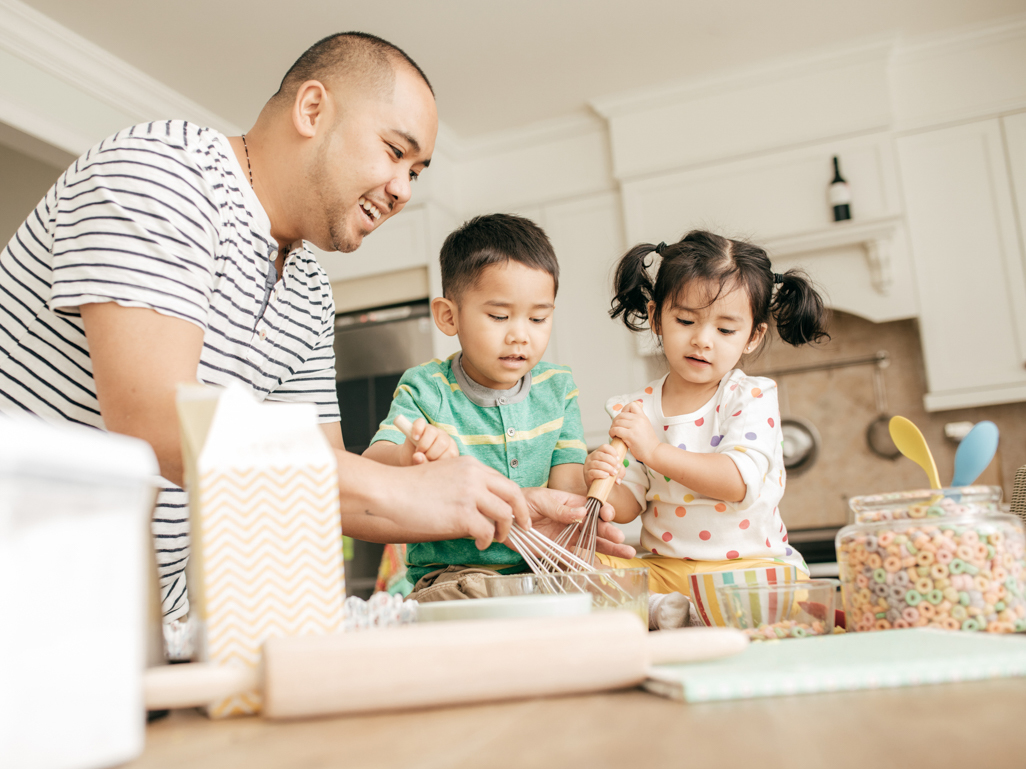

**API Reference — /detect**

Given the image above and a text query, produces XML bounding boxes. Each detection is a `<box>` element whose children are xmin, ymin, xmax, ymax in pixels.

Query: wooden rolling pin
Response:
<box><xmin>145</xmin><ymin>612</ymin><xmax>746</xmax><ymax>719</ymax></box>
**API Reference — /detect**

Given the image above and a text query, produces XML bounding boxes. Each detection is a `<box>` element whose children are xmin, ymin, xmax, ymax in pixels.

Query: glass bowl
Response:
<box><xmin>688</xmin><ymin>565</ymin><xmax>799</xmax><ymax>627</ymax></box>
<box><xmin>839</xmin><ymin>486</ymin><xmax>1026</xmax><ymax>633</ymax></box>
<box><xmin>716</xmin><ymin>578</ymin><xmax>839</xmax><ymax>640</ymax></box>
<box><xmin>484</xmin><ymin>567</ymin><xmax>648</xmax><ymax>626</ymax></box>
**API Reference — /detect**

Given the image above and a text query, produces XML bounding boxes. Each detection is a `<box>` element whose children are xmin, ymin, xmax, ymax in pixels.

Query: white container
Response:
<box><xmin>0</xmin><ymin>416</ymin><xmax>158</xmax><ymax>769</ymax></box>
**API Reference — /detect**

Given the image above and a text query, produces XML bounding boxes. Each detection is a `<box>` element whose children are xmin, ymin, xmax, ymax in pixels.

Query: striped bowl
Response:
<box><xmin>688</xmin><ymin>565</ymin><xmax>799</xmax><ymax>627</ymax></box>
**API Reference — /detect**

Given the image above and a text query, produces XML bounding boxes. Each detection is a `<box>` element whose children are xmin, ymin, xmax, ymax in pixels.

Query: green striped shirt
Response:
<box><xmin>370</xmin><ymin>353</ymin><xmax>588</xmax><ymax>584</ymax></box>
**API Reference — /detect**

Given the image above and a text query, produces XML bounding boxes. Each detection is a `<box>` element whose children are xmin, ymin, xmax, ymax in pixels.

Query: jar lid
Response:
<box><xmin>848</xmin><ymin>486</ymin><xmax>1001</xmax><ymax>523</ymax></box>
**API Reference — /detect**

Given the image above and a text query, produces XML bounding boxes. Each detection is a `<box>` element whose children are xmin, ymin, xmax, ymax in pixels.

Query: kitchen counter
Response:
<box><xmin>128</xmin><ymin>679</ymin><xmax>1026</xmax><ymax>768</ymax></box>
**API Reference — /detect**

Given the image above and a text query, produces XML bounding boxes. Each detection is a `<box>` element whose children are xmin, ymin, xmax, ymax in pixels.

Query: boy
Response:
<box><xmin>364</xmin><ymin>213</ymin><xmax>589</xmax><ymax>601</ymax></box>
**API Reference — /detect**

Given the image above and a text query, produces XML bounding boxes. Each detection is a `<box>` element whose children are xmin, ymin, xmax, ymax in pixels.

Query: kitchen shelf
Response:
<box><xmin>762</xmin><ymin>216</ymin><xmax>903</xmax><ymax>295</ymax></box>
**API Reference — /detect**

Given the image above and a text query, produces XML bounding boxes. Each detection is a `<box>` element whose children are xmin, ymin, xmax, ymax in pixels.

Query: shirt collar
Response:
<box><xmin>452</xmin><ymin>352</ymin><xmax>532</xmax><ymax>407</ymax></box>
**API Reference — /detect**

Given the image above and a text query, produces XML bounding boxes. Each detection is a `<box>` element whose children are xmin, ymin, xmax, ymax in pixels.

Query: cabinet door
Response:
<box><xmin>1005</xmin><ymin>112</ymin><xmax>1026</xmax><ymax>254</ymax></box>
<box><xmin>542</xmin><ymin>192</ymin><xmax>646</xmax><ymax>447</ymax></box>
<box><xmin>314</xmin><ymin>206</ymin><xmax>429</xmax><ymax>282</ymax></box>
<box><xmin>898</xmin><ymin>119</ymin><xmax>1026</xmax><ymax>410</ymax></box>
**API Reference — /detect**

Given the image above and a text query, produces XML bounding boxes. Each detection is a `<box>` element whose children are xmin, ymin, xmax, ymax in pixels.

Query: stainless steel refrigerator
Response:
<box><xmin>333</xmin><ymin>300</ymin><xmax>434</xmax><ymax>596</ymax></box>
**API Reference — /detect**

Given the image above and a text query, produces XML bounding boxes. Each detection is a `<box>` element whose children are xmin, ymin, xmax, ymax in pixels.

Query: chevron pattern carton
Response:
<box><xmin>177</xmin><ymin>384</ymin><xmax>345</xmax><ymax>718</ymax></box>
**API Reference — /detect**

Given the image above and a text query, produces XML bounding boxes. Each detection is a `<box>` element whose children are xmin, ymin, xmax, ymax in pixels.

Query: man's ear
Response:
<box><xmin>746</xmin><ymin>323</ymin><xmax>768</xmax><ymax>354</ymax></box>
<box><xmin>292</xmin><ymin>80</ymin><xmax>330</xmax><ymax>139</ymax></box>
<box><xmin>646</xmin><ymin>300</ymin><xmax>660</xmax><ymax>335</ymax></box>
<box><xmin>431</xmin><ymin>297</ymin><xmax>459</xmax><ymax>337</ymax></box>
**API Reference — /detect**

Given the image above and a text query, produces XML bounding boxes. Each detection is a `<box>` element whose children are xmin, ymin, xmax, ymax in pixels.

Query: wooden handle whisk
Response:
<box><xmin>587</xmin><ymin>437</ymin><xmax>628</xmax><ymax>503</ymax></box>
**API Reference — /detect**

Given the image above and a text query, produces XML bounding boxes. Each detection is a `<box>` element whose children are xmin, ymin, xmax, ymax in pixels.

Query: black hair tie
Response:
<box><xmin>655</xmin><ymin>241</ymin><xmax>667</xmax><ymax>255</ymax></box>
<box><xmin>773</xmin><ymin>272</ymin><xmax>785</xmax><ymax>285</ymax></box>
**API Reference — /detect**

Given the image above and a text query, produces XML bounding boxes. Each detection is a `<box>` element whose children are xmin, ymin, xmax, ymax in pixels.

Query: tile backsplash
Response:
<box><xmin>645</xmin><ymin>310</ymin><xmax>1025</xmax><ymax>531</ymax></box>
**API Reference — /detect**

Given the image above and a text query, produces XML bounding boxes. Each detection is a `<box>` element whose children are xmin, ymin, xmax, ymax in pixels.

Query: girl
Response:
<box><xmin>586</xmin><ymin>230</ymin><xmax>829</xmax><ymax>597</ymax></box>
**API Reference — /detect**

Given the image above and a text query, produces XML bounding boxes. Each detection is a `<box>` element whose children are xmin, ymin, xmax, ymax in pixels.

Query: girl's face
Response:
<box><xmin>651</xmin><ymin>281</ymin><xmax>767</xmax><ymax>395</ymax></box>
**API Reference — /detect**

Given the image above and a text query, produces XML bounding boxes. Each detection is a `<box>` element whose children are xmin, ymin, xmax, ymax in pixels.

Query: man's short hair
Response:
<box><xmin>440</xmin><ymin>214</ymin><xmax>559</xmax><ymax>301</ymax></box>
<box><xmin>274</xmin><ymin>32</ymin><xmax>433</xmax><ymax>104</ymax></box>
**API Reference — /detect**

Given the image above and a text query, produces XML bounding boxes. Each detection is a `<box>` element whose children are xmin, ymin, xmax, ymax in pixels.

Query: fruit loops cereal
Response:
<box><xmin>744</xmin><ymin>619</ymin><xmax>831</xmax><ymax>641</ymax></box>
<box><xmin>837</xmin><ymin>510</ymin><xmax>1026</xmax><ymax>634</ymax></box>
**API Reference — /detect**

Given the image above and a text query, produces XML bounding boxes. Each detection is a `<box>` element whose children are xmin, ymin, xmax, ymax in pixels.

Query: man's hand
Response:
<box><xmin>343</xmin><ymin>453</ymin><xmax>533</xmax><ymax>551</ymax></box>
<box><xmin>400</xmin><ymin>417</ymin><xmax>459</xmax><ymax>466</ymax></box>
<box><xmin>516</xmin><ymin>487</ymin><xmax>636</xmax><ymax>560</ymax></box>
<box><xmin>609</xmin><ymin>401</ymin><xmax>660</xmax><ymax>464</ymax></box>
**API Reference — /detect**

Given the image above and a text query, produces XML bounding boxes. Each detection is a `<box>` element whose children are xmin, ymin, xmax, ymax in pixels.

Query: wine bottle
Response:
<box><xmin>829</xmin><ymin>156</ymin><xmax>851</xmax><ymax>221</ymax></box>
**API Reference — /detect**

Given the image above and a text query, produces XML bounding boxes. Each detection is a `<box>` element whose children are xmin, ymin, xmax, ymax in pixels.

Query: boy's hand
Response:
<box><xmin>400</xmin><ymin>417</ymin><xmax>459</xmax><ymax>466</ymax></box>
<box><xmin>609</xmin><ymin>401</ymin><xmax>660</xmax><ymax>464</ymax></box>
<box><xmin>585</xmin><ymin>444</ymin><xmax>627</xmax><ymax>486</ymax></box>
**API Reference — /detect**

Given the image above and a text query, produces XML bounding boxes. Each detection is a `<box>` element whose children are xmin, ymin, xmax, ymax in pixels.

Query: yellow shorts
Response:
<box><xmin>595</xmin><ymin>552</ymin><xmax>807</xmax><ymax>596</ymax></box>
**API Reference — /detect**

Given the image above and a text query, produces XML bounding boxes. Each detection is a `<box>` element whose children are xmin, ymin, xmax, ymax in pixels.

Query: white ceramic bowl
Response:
<box><xmin>415</xmin><ymin>593</ymin><xmax>592</xmax><ymax>622</ymax></box>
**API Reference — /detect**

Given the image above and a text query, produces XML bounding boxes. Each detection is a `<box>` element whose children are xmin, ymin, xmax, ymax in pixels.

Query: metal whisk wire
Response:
<box><xmin>389</xmin><ymin>415</ymin><xmax>633</xmax><ymax>603</ymax></box>
<box><xmin>506</xmin><ymin>522</ymin><xmax>632</xmax><ymax>602</ymax></box>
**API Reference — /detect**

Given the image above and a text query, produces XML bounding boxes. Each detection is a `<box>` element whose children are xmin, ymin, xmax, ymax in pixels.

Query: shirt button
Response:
<box><xmin>510</xmin><ymin>459</ymin><xmax>519</xmax><ymax>468</ymax></box>
<box><xmin>498</xmin><ymin>397</ymin><xmax>507</xmax><ymax>405</ymax></box>
<box><xmin>258</xmin><ymin>328</ymin><xmax>267</xmax><ymax>340</ymax></box>
<box><xmin>506</xmin><ymin>427</ymin><xmax>515</xmax><ymax>437</ymax></box>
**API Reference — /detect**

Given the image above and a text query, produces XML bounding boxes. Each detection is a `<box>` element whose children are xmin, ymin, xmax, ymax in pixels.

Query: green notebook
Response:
<box><xmin>645</xmin><ymin>629</ymin><xmax>1026</xmax><ymax>703</ymax></box>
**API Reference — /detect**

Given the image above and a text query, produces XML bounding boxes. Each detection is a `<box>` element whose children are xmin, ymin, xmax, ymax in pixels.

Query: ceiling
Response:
<box><xmin>19</xmin><ymin>0</ymin><xmax>1026</xmax><ymax>140</ymax></box>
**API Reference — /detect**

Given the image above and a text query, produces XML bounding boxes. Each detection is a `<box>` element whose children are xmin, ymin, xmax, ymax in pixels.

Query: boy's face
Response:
<box><xmin>444</xmin><ymin>261</ymin><xmax>556</xmax><ymax>390</ymax></box>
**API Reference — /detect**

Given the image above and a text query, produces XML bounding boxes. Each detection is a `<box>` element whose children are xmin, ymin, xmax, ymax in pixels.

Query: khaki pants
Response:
<box><xmin>406</xmin><ymin>566</ymin><xmax>502</xmax><ymax>603</ymax></box>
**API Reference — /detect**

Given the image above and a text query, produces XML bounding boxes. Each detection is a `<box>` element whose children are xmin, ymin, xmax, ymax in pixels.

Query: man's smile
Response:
<box><xmin>358</xmin><ymin>196</ymin><xmax>383</xmax><ymax>225</ymax></box>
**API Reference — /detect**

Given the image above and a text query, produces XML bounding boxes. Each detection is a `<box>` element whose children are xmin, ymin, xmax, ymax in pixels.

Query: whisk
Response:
<box><xmin>559</xmin><ymin>437</ymin><xmax>628</xmax><ymax>565</ymax></box>
<box><xmin>390</xmin><ymin>417</ymin><xmax>632</xmax><ymax>602</ymax></box>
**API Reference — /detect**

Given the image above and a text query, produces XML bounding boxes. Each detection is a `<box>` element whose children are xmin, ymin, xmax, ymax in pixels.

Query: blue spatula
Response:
<box><xmin>951</xmin><ymin>420</ymin><xmax>999</xmax><ymax>487</ymax></box>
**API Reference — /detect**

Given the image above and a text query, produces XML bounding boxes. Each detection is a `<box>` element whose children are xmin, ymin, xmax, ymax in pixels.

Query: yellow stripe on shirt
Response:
<box><xmin>432</xmin><ymin>372</ymin><xmax>461</xmax><ymax>392</ymax></box>
<box><xmin>555</xmin><ymin>439</ymin><xmax>588</xmax><ymax>452</ymax></box>
<box><xmin>532</xmin><ymin>367</ymin><xmax>571</xmax><ymax>385</ymax></box>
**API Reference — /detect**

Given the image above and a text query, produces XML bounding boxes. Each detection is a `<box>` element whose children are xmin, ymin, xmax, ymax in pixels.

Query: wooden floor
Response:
<box><xmin>129</xmin><ymin>678</ymin><xmax>1026</xmax><ymax>769</ymax></box>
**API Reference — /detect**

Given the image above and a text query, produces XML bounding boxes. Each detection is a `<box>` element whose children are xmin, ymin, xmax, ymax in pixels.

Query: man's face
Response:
<box><xmin>309</xmin><ymin>66</ymin><xmax>437</xmax><ymax>253</ymax></box>
<box><xmin>453</xmin><ymin>261</ymin><xmax>556</xmax><ymax>391</ymax></box>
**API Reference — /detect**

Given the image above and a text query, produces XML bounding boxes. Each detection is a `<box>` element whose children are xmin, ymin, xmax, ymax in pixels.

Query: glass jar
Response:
<box><xmin>837</xmin><ymin>486</ymin><xmax>1026</xmax><ymax>633</ymax></box>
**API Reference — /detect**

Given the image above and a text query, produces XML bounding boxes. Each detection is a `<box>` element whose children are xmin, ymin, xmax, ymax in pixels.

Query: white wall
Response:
<box><xmin>0</xmin><ymin>138</ymin><xmax>62</xmax><ymax>245</ymax></box>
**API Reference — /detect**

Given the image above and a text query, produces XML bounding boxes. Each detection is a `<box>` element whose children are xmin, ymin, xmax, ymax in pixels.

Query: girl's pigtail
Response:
<box><xmin>771</xmin><ymin>269</ymin><xmax>830</xmax><ymax>346</ymax></box>
<box><xmin>610</xmin><ymin>244</ymin><xmax>659</xmax><ymax>332</ymax></box>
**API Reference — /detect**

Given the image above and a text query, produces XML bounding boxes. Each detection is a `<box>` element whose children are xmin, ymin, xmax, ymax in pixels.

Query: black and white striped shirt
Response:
<box><xmin>0</xmin><ymin>121</ymin><xmax>340</xmax><ymax>621</ymax></box>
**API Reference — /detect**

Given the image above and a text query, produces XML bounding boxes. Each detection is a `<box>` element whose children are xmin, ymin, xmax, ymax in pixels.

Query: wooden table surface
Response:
<box><xmin>128</xmin><ymin>679</ymin><xmax>1026</xmax><ymax>769</ymax></box>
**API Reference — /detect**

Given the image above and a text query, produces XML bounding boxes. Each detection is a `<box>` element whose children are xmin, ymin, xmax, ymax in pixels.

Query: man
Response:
<box><xmin>0</xmin><ymin>32</ymin><xmax>632</xmax><ymax>623</ymax></box>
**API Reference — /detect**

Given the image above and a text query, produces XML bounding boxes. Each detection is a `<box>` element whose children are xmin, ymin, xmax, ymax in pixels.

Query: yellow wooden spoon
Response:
<box><xmin>889</xmin><ymin>416</ymin><xmax>941</xmax><ymax>489</ymax></box>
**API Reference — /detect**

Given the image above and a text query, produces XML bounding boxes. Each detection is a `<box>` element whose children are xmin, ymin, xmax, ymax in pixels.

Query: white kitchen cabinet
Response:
<box><xmin>897</xmin><ymin>118</ymin><xmax>1026</xmax><ymax>410</ymax></box>
<box><xmin>619</xmin><ymin>131</ymin><xmax>920</xmax><ymax>344</ymax></box>
<box><xmin>1005</xmin><ymin>111</ymin><xmax>1026</xmax><ymax>252</ymax></box>
<box><xmin>312</xmin><ymin>205</ymin><xmax>429</xmax><ymax>283</ymax></box>
<box><xmin>540</xmin><ymin>192</ymin><xmax>647</xmax><ymax>447</ymax></box>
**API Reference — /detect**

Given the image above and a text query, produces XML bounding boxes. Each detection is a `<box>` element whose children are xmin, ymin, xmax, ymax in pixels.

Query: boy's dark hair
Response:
<box><xmin>610</xmin><ymin>230</ymin><xmax>829</xmax><ymax>347</ymax></box>
<box><xmin>440</xmin><ymin>214</ymin><xmax>559</xmax><ymax>300</ymax></box>
<box><xmin>273</xmin><ymin>32</ymin><xmax>432</xmax><ymax>104</ymax></box>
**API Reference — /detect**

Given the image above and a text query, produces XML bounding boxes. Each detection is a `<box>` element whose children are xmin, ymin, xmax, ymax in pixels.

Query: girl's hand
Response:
<box><xmin>609</xmin><ymin>401</ymin><xmax>660</xmax><ymax>464</ymax></box>
<box><xmin>400</xmin><ymin>417</ymin><xmax>459</xmax><ymax>466</ymax></box>
<box><xmin>585</xmin><ymin>444</ymin><xmax>627</xmax><ymax>486</ymax></box>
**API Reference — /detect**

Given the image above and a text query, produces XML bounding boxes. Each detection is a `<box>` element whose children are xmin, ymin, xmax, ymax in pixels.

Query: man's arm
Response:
<box><xmin>81</xmin><ymin>303</ymin><xmax>203</xmax><ymax>487</ymax></box>
<box><xmin>332</xmin><ymin>450</ymin><xmax>531</xmax><ymax>549</ymax></box>
<box><xmin>319</xmin><ymin>421</ymin><xmax>346</xmax><ymax>451</ymax></box>
<box><xmin>82</xmin><ymin>303</ymin><xmax>535</xmax><ymax>549</ymax></box>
